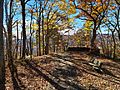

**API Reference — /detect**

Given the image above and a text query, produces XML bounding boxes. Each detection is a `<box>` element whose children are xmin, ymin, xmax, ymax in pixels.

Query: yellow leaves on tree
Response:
<box><xmin>49</xmin><ymin>12</ymin><xmax>57</xmax><ymax>20</ymax></box>
<box><xmin>97</xmin><ymin>5</ymin><xmax>107</xmax><ymax>12</ymax></box>
<box><xmin>84</xmin><ymin>21</ymin><xmax>93</xmax><ymax>31</ymax></box>
<box><xmin>16</xmin><ymin>0</ymin><xmax>19</xmax><ymax>2</ymax></box>
<box><xmin>83</xmin><ymin>20</ymin><xmax>92</xmax><ymax>47</ymax></box>
<box><xmin>68</xmin><ymin>18</ymin><xmax>74</xmax><ymax>24</ymax></box>
<box><xmin>85</xmin><ymin>21</ymin><xmax>93</xmax><ymax>28</ymax></box>
<box><xmin>88</xmin><ymin>5</ymin><xmax>107</xmax><ymax>19</ymax></box>
<box><xmin>58</xmin><ymin>0</ymin><xmax>76</xmax><ymax>15</ymax></box>
<box><xmin>52</xmin><ymin>3</ymin><xmax>58</xmax><ymax>7</ymax></box>
<box><xmin>103</xmin><ymin>17</ymin><xmax>107</xmax><ymax>22</ymax></box>
<box><xmin>32</xmin><ymin>24</ymin><xmax>38</xmax><ymax>30</ymax></box>
<box><xmin>67</xmin><ymin>5</ymin><xmax>76</xmax><ymax>14</ymax></box>
<box><xmin>74</xmin><ymin>0</ymin><xmax>108</xmax><ymax>20</ymax></box>
<box><xmin>61</xmin><ymin>0</ymin><xmax>66</xmax><ymax>3</ymax></box>
<box><xmin>91</xmin><ymin>11</ymin><xmax>98</xmax><ymax>19</ymax></box>
<box><xmin>58</xmin><ymin>1</ymin><xmax>67</xmax><ymax>10</ymax></box>
<box><xmin>33</xmin><ymin>12</ymin><xmax>38</xmax><ymax>17</ymax></box>
<box><xmin>77</xmin><ymin>3</ymin><xmax>86</xmax><ymax>9</ymax></box>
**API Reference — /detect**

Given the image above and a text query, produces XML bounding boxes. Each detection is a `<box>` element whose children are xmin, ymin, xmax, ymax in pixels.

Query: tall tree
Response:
<box><xmin>29</xmin><ymin>9</ymin><xmax>33</xmax><ymax>59</ymax></box>
<box><xmin>69</xmin><ymin>0</ymin><xmax>110</xmax><ymax>48</ymax></box>
<box><xmin>6</xmin><ymin>0</ymin><xmax>21</xmax><ymax>89</ymax></box>
<box><xmin>41</xmin><ymin>8</ymin><xmax>45</xmax><ymax>55</ymax></box>
<box><xmin>0</xmin><ymin>0</ymin><xmax>5</xmax><ymax>89</ymax></box>
<box><xmin>20</xmin><ymin>0</ymin><xmax>26</xmax><ymax>59</ymax></box>
<box><xmin>38</xmin><ymin>1</ymin><xmax>42</xmax><ymax>56</ymax></box>
<box><xmin>15</xmin><ymin>21</ymin><xmax>19</xmax><ymax>59</ymax></box>
<box><xmin>101</xmin><ymin>0</ymin><xmax>120</xmax><ymax>58</ymax></box>
<box><xmin>7</xmin><ymin>0</ymin><xmax>13</xmax><ymax>68</ymax></box>
<box><xmin>20</xmin><ymin>0</ymin><xmax>30</xmax><ymax>58</ymax></box>
<box><xmin>112</xmin><ymin>0</ymin><xmax>120</xmax><ymax>41</ymax></box>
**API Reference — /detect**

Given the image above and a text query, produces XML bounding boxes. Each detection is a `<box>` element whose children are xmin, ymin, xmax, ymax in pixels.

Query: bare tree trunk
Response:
<box><xmin>45</xmin><ymin>28</ymin><xmax>49</xmax><ymax>55</ymax></box>
<box><xmin>21</xmin><ymin>0</ymin><xmax>26</xmax><ymax>59</ymax></box>
<box><xmin>7</xmin><ymin>0</ymin><xmax>13</xmax><ymax>76</ymax></box>
<box><xmin>20</xmin><ymin>31</ymin><xmax>22</xmax><ymax>58</ymax></box>
<box><xmin>30</xmin><ymin>13</ymin><xmax>33</xmax><ymax>59</ymax></box>
<box><xmin>99</xmin><ymin>29</ymin><xmax>107</xmax><ymax>55</ymax></box>
<box><xmin>36</xmin><ymin>31</ymin><xmax>39</xmax><ymax>56</ymax></box>
<box><xmin>35</xmin><ymin>2</ymin><xmax>39</xmax><ymax>56</ymax></box>
<box><xmin>42</xmin><ymin>9</ymin><xmax>45</xmax><ymax>55</ymax></box>
<box><xmin>26</xmin><ymin>40</ymin><xmax>29</xmax><ymax>56</ymax></box>
<box><xmin>3</xmin><ymin>27</ymin><xmax>8</xmax><ymax>60</ymax></box>
<box><xmin>38</xmin><ymin>2</ymin><xmax>42</xmax><ymax>56</ymax></box>
<box><xmin>118</xmin><ymin>32</ymin><xmax>120</xmax><ymax>41</ymax></box>
<box><xmin>45</xmin><ymin>16</ymin><xmax>50</xmax><ymax>55</ymax></box>
<box><xmin>56</xmin><ymin>36</ymin><xmax>59</xmax><ymax>53</ymax></box>
<box><xmin>0</xmin><ymin>0</ymin><xmax>5</xmax><ymax>89</ymax></box>
<box><xmin>112</xmin><ymin>32</ymin><xmax>116</xmax><ymax>59</ymax></box>
<box><xmin>15</xmin><ymin>21</ymin><xmax>19</xmax><ymax>59</ymax></box>
<box><xmin>45</xmin><ymin>35</ymin><xmax>49</xmax><ymax>55</ymax></box>
<box><xmin>53</xmin><ymin>39</ymin><xmax>55</xmax><ymax>52</ymax></box>
<box><xmin>91</xmin><ymin>28</ymin><xmax>96</xmax><ymax>48</ymax></box>
<box><xmin>7</xmin><ymin>0</ymin><xmax>20</xmax><ymax>90</ymax></box>
<box><xmin>116</xmin><ymin>5</ymin><xmax>120</xmax><ymax>41</ymax></box>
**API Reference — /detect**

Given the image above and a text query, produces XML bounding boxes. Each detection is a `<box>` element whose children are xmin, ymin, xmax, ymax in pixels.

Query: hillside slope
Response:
<box><xmin>5</xmin><ymin>52</ymin><xmax>120</xmax><ymax>90</ymax></box>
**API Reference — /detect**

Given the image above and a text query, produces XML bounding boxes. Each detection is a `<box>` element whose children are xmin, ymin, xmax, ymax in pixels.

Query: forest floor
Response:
<box><xmin>5</xmin><ymin>51</ymin><xmax>120</xmax><ymax>90</ymax></box>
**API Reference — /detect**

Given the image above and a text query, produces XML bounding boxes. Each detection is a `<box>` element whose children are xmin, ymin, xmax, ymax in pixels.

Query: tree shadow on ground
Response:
<box><xmin>18</xmin><ymin>53</ymin><xmax>120</xmax><ymax>90</ymax></box>
<box><xmin>8</xmin><ymin>63</ymin><xmax>26</xmax><ymax>90</ymax></box>
<box><xmin>25</xmin><ymin>60</ymin><xmax>86</xmax><ymax>90</ymax></box>
<box><xmin>103</xmin><ymin>62</ymin><xmax>120</xmax><ymax>70</ymax></box>
<box><xmin>52</xmin><ymin>65</ymin><xmax>79</xmax><ymax>77</ymax></box>
<box><xmin>102</xmin><ymin>68</ymin><xmax>118</xmax><ymax>77</ymax></box>
<box><xmin>50</xmin><ymin>54</ymin><xmax>95</xmax><ymax>74</ymax></box>
<box><xmin>50</xmin><ymin>53</ymin><xmax>120</xmax><ymax>85</ymax></box>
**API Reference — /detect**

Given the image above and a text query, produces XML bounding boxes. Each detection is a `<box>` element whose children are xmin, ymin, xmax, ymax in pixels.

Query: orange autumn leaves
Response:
<box><xmin>75</xmin><ymin>0</ymin><xmax>108</xmax><ymax>20</ymax></box>
<box><xmin>59</xmin><ymin>0</ymin><xmax>76</xmax><ymax>15</ymax></box>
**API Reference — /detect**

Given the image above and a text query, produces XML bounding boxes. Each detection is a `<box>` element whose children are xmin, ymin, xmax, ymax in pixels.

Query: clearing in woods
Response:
<box><xmin>5</xmin><ymin>50</ymin><xmax>120</xmax><ymax>90</ymax></box>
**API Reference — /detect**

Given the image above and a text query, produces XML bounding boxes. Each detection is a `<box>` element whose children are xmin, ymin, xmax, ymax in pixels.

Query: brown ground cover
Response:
<box><xmin>5</xmin><ymin>52</ymin><xmax>120</xmax><ymax>90</ymax></box>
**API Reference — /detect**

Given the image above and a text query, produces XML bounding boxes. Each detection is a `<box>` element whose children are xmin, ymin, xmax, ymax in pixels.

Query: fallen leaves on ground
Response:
<box><xmin>5</xmin><ymin>52</ymin><xmax>120</xmax><ymax>90</ymax></box>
